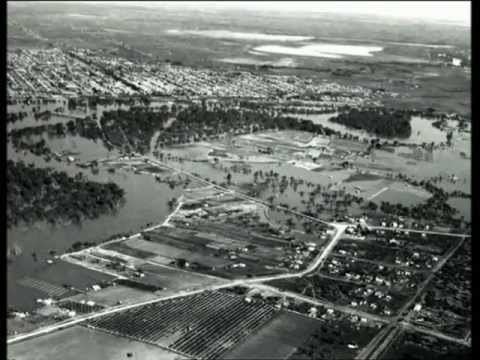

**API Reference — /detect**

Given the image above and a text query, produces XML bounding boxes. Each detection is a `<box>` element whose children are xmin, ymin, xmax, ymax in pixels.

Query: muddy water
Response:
<box><xmin>7</xmin><ymin>136</ymin><xmax>181</xmax><ymax>310</ymax></box>
<box><xmin>298</xmin><ymin>113</ymin><xmax>448</xmax><ymax>144</ymax></box>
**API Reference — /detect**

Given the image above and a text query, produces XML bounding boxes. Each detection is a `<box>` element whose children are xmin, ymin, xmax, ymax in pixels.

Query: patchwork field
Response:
<box><xmin>94</xmin><ymin>190</ymin><xmax>328</xmax><ymax>280</ymax></box>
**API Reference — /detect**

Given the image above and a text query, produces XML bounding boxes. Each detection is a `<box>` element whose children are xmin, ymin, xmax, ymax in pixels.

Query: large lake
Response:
<box><xmin>166</xmin><ymin>29</ymin><xmax>314</xmax><ymax>42</ymax></box>
<box><xmin>254</xmin><ymin>43</ymin><xmax>384</xmax><ymax>58</ymax></box>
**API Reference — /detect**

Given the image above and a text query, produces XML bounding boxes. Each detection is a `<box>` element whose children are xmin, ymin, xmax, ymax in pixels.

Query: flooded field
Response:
<box><xmin>7</xmin><ymin>101</ymin><xmax>470</xmax><ymax>313</ymax></box>
<box><xmin>447</xmin><ymin>197</ymin><xmax>471</xmax><ymax>222</ymax></box>
<box><xmin>7</xmin><ymin>118</ymin><xmax>182</xmax><ymax>310</ymax></box>
<box><xmin>8</xmin><ymin>170</ymin><xmax>178</xmax><ymax>311</ymax></box>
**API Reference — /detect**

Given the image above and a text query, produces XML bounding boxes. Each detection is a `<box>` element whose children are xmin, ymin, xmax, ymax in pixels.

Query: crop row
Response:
<box><xmin>86</xmin><ymin>290</ymin><xmax>276</xmax><ymax>359</ymax></box>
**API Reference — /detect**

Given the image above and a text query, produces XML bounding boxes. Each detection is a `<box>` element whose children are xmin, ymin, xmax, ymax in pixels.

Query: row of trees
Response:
<box><xmin>100</xmin><ymin>107</ymin><xmax>172</xmax><ymax>154</ymax></box>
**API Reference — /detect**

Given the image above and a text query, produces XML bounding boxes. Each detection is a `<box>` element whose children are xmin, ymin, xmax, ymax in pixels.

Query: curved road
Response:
<box><xmin>8</xmin><ymin>218</ymin><xmax>347</xmax><ymax>345</ymax></box>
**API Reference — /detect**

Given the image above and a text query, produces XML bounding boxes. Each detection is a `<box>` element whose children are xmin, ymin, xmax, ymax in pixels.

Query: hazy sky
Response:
<box><xmin>24</xmin><ymin>1</ymin><xmax>470</xmax><ymax>26</ymax></box>
<box><xmin>82</xmin><ymin>1</ymin><xmax>470</xmax><ymax>26</ymax></box>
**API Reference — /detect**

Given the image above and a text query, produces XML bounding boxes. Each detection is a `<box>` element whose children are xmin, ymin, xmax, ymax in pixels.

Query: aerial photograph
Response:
<box><xmin>6</xmin><ymin>1</ymin><xmax>471</xmax><ymax>359</ymax></box>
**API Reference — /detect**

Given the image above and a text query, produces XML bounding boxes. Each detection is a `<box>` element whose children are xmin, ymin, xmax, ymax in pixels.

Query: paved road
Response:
<box><xmin>9</xmin><ymin>155</ymin><xmax>470</xmax><ymax>350</ymax></box>
<box><xmin>143</xmin><ymin>156</ymin><xmax>333</xmax><ymax>227</ymax></box>
<box><xmin>400</xmin><ymin>322</ymin><xmax>470</xmax><ymax>347</ymax></box>
<box><xmin>253</xmin><ymin>283</ymin><xmax>389</xmax><ymax>324</ymax></box>
<box><xmin>356</xmin><ymin>235</ymin><xmax>468</xmax><ymax>359</ymax></box>
<box><xmin>7</xmin><ymin>283</ymin><xmax>235</xmax><ymax>345</ymax></box>
<box><xmin>8</xmin><ymin>219</ymin><xmax>347</xmax><ymax>345</ymax></box>
<box><xmin>368</xmin><ymin>325</ymin><xmax>403</xmax><ymax>359</ymax></box>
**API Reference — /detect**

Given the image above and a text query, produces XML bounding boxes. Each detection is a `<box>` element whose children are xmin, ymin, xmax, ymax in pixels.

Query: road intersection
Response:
<box><xmin>8</xmin><ymin>155</ymin><xmax>471</xmax><ymax>357</ymax></box>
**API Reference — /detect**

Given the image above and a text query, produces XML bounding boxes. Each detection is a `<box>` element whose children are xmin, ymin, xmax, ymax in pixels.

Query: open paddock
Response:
<box><xmin>372</xmin><ymin>187</ymin><xmax>430</xmax><ymax>206</ymax></box>
<box><xmin>344</xmin><ymin>172</ymin><xmax>385</xmax><ymax>183</ymax></box>
<box><xmin>103</xmin><ymin>240</ymin><xmax>157</xmax><ymax>259</ymax></box>
<box><xmin>136</xmin><ymin>263</ymin><xmax>224</xmax><ymax>292</ymax></box>
<box><xmin>132</xmin><ymin>163</ymin><xmax>169</xmax><ymax>174</ymax></box>
<box><xmin>264</xmin><ymin>130</ymin><xmax>315</xmax><ymax>145</ymax></box>
<box><xmin>8</xmin><ymin>325</ymin><xmax>184</xmax><ymax>360</ymax></box>
<box><xmin>163</xmin><ymin>143</ymin><xmax>213</xmax><ymax>160</ymax></box>
<box><xmin>25</xmin><ymin>260</ymin><xmax>116</xmax><ymax>293</ymax></box>
<box><xmin>142</xmin><ymin>227</ymin><xmax>212</xmax><ymax>249</ymax></box>
<box><xmin>341</xmin><ymin>178</ymin><xmax>390</xmax><ymax>198</ymax></box>
<box><xmin>63</xmin><ymin>284</ymin><xmax>159</xmax><ymax>307</ymax></box>
<box><xmin>138</xmin><ymin>228</ymin><xmax>238</xmax><ymax>267</ymax></box>
<box><xmin>287</xmin><ymin>317</ymin><xmax>382</xmax><ymax>360</ymax></box>
<box><xmin>238</xmin><ymin>130</ymin><xmax>315</xmax><ymax>148</ymax></box>
<box><xmin>126</xmin><ymin>237</ymin><xmax>189</xmax><ymax>259</ymax></box>
<box><xmin>187</xmin><ymin>220</ymin><xmax>290</xmax><ymax>248</ymax></box>
<box><xmin>224</xmin><ymin>310</ymin><xmax>323</xmax><ymax>359</ymax></box>
<box><xmin>330</xmin><ymin>138</ymin><xmax>368</xmax><ymax>153</ymax></box>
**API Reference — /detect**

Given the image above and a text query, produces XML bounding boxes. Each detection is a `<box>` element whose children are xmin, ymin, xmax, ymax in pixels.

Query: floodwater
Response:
<box><xmin>7</xmin><ymin>102</ymin><xmax>470</xmax><ymax>309</ymax></box>
<box><xmin>299</xmin><ymin>113</ymin><xmax>447</xmax><ymax>145</ymax></box>
<box><xmin>7</xmin><ymin>105</ymin><xmax>181</xmax><ymax>310</ymax></box>
<box><xmin>166</xmin><ymin>29</ymin><xmax>314</xmax><ymax>42</ymax></box>
<box><xmin>254</xmin><ymin>43</ymin><xmax>384</xmax><ymax>58</ymax></box>
<box><xmin>447</xmin><ymin>197</ymin><xmax>471</xmax><ymax>222</ymax></box>
<box><xmin>8</xmin><ymin>148</ymin><xmax>181</xmax><ymax>310</ymax></box>
<box><xmin>7</xmin><ymin>101</ymin><xmax>132</xmax><ymax>132</ymax></box>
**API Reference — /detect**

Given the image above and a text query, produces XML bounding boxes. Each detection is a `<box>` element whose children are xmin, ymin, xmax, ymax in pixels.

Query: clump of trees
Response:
<box><xmin>7</xmin><ymin>160</ymin><xmax>126</xmax><ymax>228</ymax></box>
<box><xmin>155</xmin><ymin>106</ymin><xmax>343</xmax><ymax>148</ymax></box>
<box><xmin>330</xmin><ymin>108</ymin><xmax>412</xmax><ymax>138</ymax></box>
<box><xmin>100</xmin><ymin>107</ymin><xmax>171</xmax><ymax>154</ymax></box>
<box><xmin>7</xmin><ymin>111</ymin><xmax>28</xmax><ymax>124</ymax></box>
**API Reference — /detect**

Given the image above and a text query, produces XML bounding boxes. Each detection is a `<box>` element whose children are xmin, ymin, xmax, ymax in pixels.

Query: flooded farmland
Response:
<box><xmin>7</xmin><ymin>101</ymin><xmax>470</xmax><ymax>312</ymax></box>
